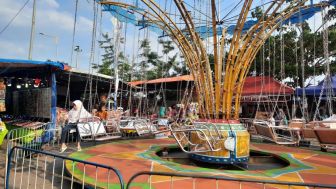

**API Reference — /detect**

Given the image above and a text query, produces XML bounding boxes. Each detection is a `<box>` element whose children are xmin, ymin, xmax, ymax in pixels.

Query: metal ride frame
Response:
<box><xmin>169</xmin><ymin>122</ymin><xmax>228</xmax><ymax>153</ymax></box>
<box><xmin>119</xmin><ymin>117</ymin><xmax>158</xmax><ymax>136</ymax></box>
<box><xmin>253</xmin><ymin>120</ymin><xmax>300</xmax><ymax>145</ymax></box>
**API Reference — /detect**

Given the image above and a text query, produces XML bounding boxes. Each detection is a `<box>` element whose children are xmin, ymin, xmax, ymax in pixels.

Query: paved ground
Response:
<box><xmin>1</xmin><ymin>138</ymin><xmax>336</xmax><ymax>189</ymax></box>
<box><xmin>67</xmin><ymin>138</ymin><xmax>336</xmax><ymax>189</ymax></box>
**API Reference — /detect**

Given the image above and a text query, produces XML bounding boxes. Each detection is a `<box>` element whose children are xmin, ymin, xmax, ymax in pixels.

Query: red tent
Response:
<box><xmin>241</xmin><ymin>76</ymin><xmax>294</xmax><ymax>96</ymax></box>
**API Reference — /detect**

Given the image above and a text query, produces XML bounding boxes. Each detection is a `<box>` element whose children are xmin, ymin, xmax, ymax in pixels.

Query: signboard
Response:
<box><xmin>0</xmin><ymin>79</ymin><xmax>5</xmax><ymax>112</ymax></box>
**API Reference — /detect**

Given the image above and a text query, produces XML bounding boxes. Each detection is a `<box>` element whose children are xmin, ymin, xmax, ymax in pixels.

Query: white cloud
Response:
<box><xmin>0</xmin><ymin>39</ymin><xmax>27</xmax><ymax>58</ymax></box>
<box><xmin>43</xmin><ymin>0</ymin><xmax>60</xmax><ymax>9</ymax></box>
<box><xmin>38</xmin><ymin>10</ymin><xmax>75</xmax><ymax>31</ymax></box>
<box><xmin>0</xmin><ymin>0</ymin><xmax>31</xmax><ymax>28</ymax></box>
<box><xmin>77</xmin><ymin>16</ymin><xmax>93</xmax><ymax>33</ymax></box>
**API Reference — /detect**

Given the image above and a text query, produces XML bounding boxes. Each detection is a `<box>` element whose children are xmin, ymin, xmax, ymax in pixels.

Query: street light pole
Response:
<box><xmin>74</xmin><ymin>46</ymin><xmax>82</xmax><ymax>68</ymax></box>
<box><xmin>28</xmin><ymin>0</ymin><xmax>37</xmax><ymax>60</ymax></box>
<box><xmin>39</xmin><ymin>32</ymin><xmax>59</xmax><ymax>60</ymax></box>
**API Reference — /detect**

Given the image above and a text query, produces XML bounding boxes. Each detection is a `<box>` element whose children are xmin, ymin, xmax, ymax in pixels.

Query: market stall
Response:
<box><xmin>0</xmin><ymin>58</ymin><xmax>65</xmax><ymax>135</ymax></box>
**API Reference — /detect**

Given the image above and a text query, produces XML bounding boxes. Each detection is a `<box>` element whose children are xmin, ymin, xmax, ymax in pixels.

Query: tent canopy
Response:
<box><xmin>241</xmin><ymin>76</ymin><xmax>294</xmax><ymax>96</ymax></box>
<box><xmin>0</xmin><ymin>58</ymin><xmax>65</xmax><ymax>70</ymax></box>
<box><xmin>129</xmin><ymin>75</ymin><xmax>194</xmax><ymax>86</ymax></box>
<box><xmin>129</xmin><ymin>75</ymin><xmax>294</xmax><ymax>96</ymax></box>
<box><xmin>295</xmin><ymin>76</ymin><xmax>336</xmax><ymax>96</ymax></box>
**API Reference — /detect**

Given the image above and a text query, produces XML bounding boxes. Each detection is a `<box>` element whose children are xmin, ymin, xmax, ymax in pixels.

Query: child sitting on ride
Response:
<box><xmin>95</xmin><ymin>104</ymin><xmax>108</xmax><ymax>121</ymax></box>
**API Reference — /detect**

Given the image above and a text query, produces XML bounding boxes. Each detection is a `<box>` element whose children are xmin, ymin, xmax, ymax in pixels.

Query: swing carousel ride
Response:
<box><xmin>57</xmin><ymin>0</ymin><xmax>336</xmax><ymax>188</ymax></box>
<box><xmin>93</xmin><ymin>0</ymin><xmax>336</xmax><ymax>165</ymax></box>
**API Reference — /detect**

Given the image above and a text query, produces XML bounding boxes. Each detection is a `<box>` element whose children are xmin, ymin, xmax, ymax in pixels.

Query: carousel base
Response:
<box><xmin>189</xmin><ymin>153</ymin><xmax>249</xmax><ymax>165</ymax></box>
<box><xmin>66</xmin><ymin>138</ymin><xmax>336</xmax><ymax>188</ymax></box>
<box><xmin>158</xmin><ymin>147</ymin><xmax>288</xmax><ymax>170</ymax></box>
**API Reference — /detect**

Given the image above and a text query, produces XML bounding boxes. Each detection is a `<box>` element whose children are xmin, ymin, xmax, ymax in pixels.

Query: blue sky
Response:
<box><xmin>0</xmin><ymin>0</ymin><xmax>324</xmax><ymax>73</ymax></box>
<box><xmin>0</xmin><ymin>0</ymin><xmax>116</xmax><ymax>71</ymax></box>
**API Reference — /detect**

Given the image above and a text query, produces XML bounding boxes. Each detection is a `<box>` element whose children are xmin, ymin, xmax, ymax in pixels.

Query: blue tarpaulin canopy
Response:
<box><xmin>296</xmin><ymin>76</ymin><xmax>336</xmax><ymax>96</ymax></box>
<box><xmin>0</xmin><ymin>58</ymin><xmax>64</xmax><ymax>70</ymax></box>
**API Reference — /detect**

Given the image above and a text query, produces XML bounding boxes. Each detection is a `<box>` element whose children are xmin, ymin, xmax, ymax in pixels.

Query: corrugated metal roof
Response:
<box><xmin>129</xmin><ymin>75</ymin><xmax>194</xmax><ymax>86</ymax></box>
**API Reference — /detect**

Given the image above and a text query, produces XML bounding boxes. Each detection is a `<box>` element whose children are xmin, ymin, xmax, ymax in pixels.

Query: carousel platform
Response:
<box><xmin>66</xmin><ymin>138</ymin><xmax>336</xmax><ymax>188</ymax></box>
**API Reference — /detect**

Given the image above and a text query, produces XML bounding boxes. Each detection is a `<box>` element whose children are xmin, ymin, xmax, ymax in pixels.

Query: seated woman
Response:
<box><xmin>60</xmin><ymin>100</ymin><xmax>91</xmax><ymax>153</ymax></box>
<box><xmin>95</xmin><ymin>104</ymin><xmax>108</xmax><ymax>121</ymax></box>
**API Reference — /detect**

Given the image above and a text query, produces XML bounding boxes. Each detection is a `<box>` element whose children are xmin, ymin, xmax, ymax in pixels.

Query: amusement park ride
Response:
<box><xmin>94</xmin><ymin>0</ymin><xmax>332</xmax><ymax>165</ymax></box>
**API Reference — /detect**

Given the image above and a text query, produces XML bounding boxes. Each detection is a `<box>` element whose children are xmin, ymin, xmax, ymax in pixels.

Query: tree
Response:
<box><xmin>251</xmin><ymin>21</ymin><xmax>336</xmax><ymax>87</ymax></box>
<box><xmin>133</xmin><ymin>39</ymin><xmax>159</xmax><ymax>80</ymax></box>
<box><xmin>156</xmin><ymin>39</ymin><xmax>179</xmax><ymax>77</ymax></box>
<box><xmin>93</xmin><ymin>33</ymin><xmax>132</xmax><ymax>81</ymax></box>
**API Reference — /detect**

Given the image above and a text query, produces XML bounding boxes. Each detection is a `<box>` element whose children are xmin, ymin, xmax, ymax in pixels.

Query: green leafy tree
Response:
<box><xmin>133</xmin><ymin>39</ymin><xmax>159</xmax><ymax>80</ymax></box>
<box><xmin>155</xmin><ymin>39</ymin><xmax>179</xmax><ymax>77</ymax></box>
<box><xmin>252</xmin><ymin>20</ymin><xmax>336</xmax><ymax>87</ymax></box>
<box><xmin>93</xmin><ymin>33</ymin><xmax>132</xmax><ymax>81</ymax></box>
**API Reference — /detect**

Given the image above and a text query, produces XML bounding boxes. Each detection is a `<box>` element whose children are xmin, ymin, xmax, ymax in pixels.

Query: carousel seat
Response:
<box><xmin>77</xmin><ymin>117</ymin><xmax>121</xmax><ymax>141</ymax></box>
<box><xmin>253</xmin><ymin>120</ymin><xmax>299</xmax><ymax>145</ymax></box>
<box><xmin>314</xmin><ymin>127</ymin><xmax>336</xmax><ymax>151</ymax></box>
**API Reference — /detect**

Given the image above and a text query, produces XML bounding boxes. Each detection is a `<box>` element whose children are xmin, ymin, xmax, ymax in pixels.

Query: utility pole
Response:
<box><xmin>28</xmin><ymin>0</ymin><xmax>37</xmax><ymax>60</ymax></box>
<box><xmin>113</xmin><ymin>21</ymin><xmax>122</xmax><ymax>110</ymax></box>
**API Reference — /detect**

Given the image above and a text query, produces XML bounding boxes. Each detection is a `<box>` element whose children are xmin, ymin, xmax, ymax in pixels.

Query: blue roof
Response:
<box><xmin>0</xmin><ymin>58</ymin><xmax>65</xmax><ymax>70</ymax></box>
<box><xmin>295</xmin><ymin>76</ymin><xmax>336</xmax><ymax>96</ymax></box>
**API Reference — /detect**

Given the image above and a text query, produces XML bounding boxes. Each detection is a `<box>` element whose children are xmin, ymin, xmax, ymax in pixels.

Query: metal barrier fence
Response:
<box><xmin>6</xmin><ymin>146</ymin><xmax>124</xmax><ymax>189</ymax></box>
<box><xmin>4</xmin><ymin>123</ymin><xmax>63</xmax><ymax>184</ymax></box>
<box><xmin>126</xmin><ymin>171</ymin><xmax>336</xmax><ymax>189</ymax></box>
<box><xmin>6</xmin><ymin>123</ymin><xmax>61</xmax><ymax>155</ymax></box>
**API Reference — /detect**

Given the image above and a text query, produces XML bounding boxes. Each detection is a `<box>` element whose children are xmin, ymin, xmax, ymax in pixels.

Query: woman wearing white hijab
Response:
<box><xmin>60</xmin><ymin>100</ymin><xmax>91</xmax><ymax>152</ymax></box>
